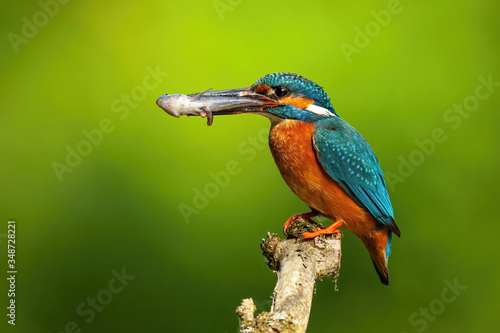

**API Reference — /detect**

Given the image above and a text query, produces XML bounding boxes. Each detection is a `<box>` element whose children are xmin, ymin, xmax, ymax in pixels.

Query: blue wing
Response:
<box><xmin>312</xmin><ymin>117</ymin><xmax>400</xmax><ymax>236</ymax></box>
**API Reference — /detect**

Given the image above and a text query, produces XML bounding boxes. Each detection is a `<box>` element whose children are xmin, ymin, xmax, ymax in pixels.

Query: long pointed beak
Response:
<box><xmin>156</xmin><ymin>87</ymin><xmax>282</xmax><ymax>125</ymax></box>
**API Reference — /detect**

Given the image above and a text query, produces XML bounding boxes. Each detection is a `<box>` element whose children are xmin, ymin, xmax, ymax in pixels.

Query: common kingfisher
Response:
<box><xmin>157</xmin><ymin>73</ymin><xmax>401</xmax><ymax>285</ymax></box>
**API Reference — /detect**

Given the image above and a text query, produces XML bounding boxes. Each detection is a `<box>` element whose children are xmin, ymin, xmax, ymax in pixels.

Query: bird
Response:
<box><xmin>156</xmin><ymin>72</ymin><xmax>401</xmax><ymax>285</ymax></box>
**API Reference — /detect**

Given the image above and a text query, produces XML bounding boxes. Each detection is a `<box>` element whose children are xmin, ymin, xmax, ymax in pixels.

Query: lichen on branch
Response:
<box><xmin>237</xmin><ymin>217</ymin><xmax>342</xmax><ymax>333</ymax></box>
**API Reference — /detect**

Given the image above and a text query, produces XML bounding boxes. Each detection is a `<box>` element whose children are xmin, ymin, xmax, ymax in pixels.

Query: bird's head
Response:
<box><xmin>157</xmin><ymin>72</ymin><xmax>338</xmax><ymax>125</ymax></box>
<box><xmin>250</xmin><ymin>73</ymin><xmax>338</xmax><ymax>121</ymax></box>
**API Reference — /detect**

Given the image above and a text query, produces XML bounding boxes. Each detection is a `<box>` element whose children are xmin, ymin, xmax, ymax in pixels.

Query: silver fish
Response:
<box><xmin>156</xmin><ymin>88</ymin><xmax>214</xmax><ymax>126</ymax></box>
<box><xmin>156</xmin><ymin>87</ymin><xmax>283</xmax><ymax>126</ymax></box>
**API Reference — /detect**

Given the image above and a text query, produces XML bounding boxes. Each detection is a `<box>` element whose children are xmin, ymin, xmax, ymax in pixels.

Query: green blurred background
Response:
<box><xmin>1</xmin><ymin>0</ymin><xmax>499</xmax><ymax>332</ymax></box>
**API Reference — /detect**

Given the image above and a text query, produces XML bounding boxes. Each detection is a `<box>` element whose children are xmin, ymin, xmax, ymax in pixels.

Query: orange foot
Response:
<box><xmin>300</xmin><ymin>220</ymin><xmax>344</xmax><ymax>240</ymax></box>
<box><xmin>283</xmin><ymin>211</ymin><xmax>319</xmax><ymax>234</ymax></box>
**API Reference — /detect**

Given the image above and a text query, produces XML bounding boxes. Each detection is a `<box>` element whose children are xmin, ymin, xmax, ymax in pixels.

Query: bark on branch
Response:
<box><xmin>236</xmin><ymin>217</ymin><xmax>342</xmax><ymax>333</ymax></box>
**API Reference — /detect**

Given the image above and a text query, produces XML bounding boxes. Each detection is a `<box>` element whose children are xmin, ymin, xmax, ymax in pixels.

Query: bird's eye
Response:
<box><xmin>274</xmin><ymin>86</ymin><xmax>290</xmax><ymax>98</ymax></box>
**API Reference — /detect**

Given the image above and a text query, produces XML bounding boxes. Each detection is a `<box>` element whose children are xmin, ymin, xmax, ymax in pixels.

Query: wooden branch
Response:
<box><xmin>236</xmin><ymin>217</ymin><xmax>342</xmax><ymax>333</ymax></box>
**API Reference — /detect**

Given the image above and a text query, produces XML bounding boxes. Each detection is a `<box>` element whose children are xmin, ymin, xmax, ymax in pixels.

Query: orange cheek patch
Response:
<box><xmin>253</xmin><ymin>84</ymin><xmax>270</xmax><ymax>94</ymax></box>
<box><xmin>278</xmin><ymin>96</ymin><xmax>314</xmax><ymax>109</ymax></box>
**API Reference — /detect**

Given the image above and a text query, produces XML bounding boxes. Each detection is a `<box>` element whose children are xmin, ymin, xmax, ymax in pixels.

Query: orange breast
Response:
<box><xmin>268</xmin><ymin>119</ymin><xmax>379</xmax><ymax>237</ymax></box>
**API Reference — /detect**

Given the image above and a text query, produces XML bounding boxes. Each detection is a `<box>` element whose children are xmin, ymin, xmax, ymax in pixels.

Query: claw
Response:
<box><xmin>283</xmin><ymin>215</ymin><xmax>297</xmax><ymax>234</ymax></box>
<box><xmin>283</xmin><ymin>211</ymin><xmax>319</xmax><ymax>235</ymax></box>
<box><xmin>300</xmin><ymin>220</ymin><xmax>344</xmax><ymax>240</ymax></box>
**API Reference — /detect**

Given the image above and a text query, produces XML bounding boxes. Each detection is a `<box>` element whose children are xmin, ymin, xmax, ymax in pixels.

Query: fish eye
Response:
<box><xmin>274</xmin><ymin>86</ymin><xmax>290</xmax><ymax>98</ymax></box>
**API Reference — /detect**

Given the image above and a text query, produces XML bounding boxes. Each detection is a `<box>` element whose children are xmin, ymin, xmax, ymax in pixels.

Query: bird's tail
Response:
<box><xmin>363</xmin><ymin>228</ymin><xmax>392</xmax><ymax>285</ymax></box>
